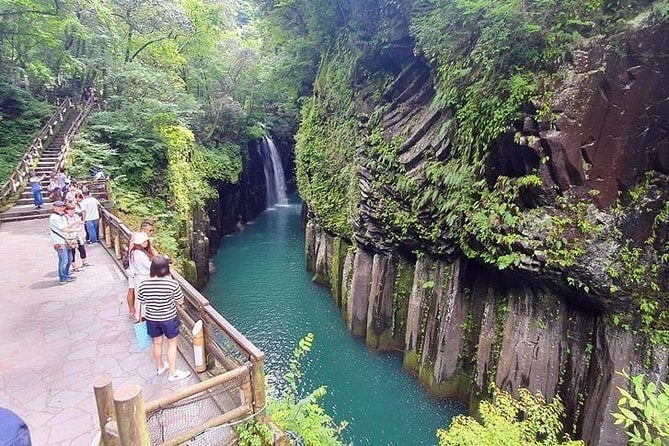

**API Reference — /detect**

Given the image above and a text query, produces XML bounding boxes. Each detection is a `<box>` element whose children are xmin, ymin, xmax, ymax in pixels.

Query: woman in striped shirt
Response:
<box><xmin>137</xmin><ymin>256</ymin><xmax>191</xmax><ymax>382</ymax></box>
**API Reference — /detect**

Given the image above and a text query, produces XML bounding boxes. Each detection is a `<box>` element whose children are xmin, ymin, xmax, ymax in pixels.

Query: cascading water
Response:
<box><xmin>258</xmin><ymin>136</ymin><xmax>288</xmax><ymax>208</ymax></box>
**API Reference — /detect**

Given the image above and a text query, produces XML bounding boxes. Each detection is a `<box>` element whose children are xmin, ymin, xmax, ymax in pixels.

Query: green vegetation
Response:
<box><xmin>0</xmin><ymin>83</ymin><xmax>53</xmax><ymax>184</ymax></box>
<box><xmin>438</xmin><ymin>386</ymin><xmax>583</xmax><ymax>446</ymax></box>
<box><xmin>613</xmin><ymin>371</ymin><xmax>669</xmax><ymax>445</ymax></box>
<box><xmin>267</xmin><ymin>333</ymin><xmax>347</xmax><ymax>445</ymax></box>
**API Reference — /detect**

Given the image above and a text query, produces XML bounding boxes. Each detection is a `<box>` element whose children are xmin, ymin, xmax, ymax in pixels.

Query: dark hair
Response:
<box><xmin>140</xmin><ymin>221</ymin><xmax>154</xmax><ymax>230</ymax></box>
<box><xmin>150</xmin><ymin>255</ymin><xmax>171</xmax><ymax>278</ymax></box>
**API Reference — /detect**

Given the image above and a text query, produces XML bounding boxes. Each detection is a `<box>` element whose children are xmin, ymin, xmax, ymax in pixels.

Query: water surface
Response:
<box><xmin>204</xmin><ymin>196</ymin><xmax>464</xmax><ymax>445</ymax></box>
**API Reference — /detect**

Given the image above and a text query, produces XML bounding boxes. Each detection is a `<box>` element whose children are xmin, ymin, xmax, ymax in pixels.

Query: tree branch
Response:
<box><xmin>127</xmin><ymin>31</ymin><xmax>176</xmax><ymax>62</ymax></box>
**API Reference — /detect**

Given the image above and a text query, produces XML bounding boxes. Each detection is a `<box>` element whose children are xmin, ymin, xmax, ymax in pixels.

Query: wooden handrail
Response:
<box><xmin>0</xmin><ymin>98</ymin><xmax>76</xmax><ymax>205</ymax></box>
<box><xmin>97</xmin><ymin>206</ymin><xmax>265</xmax><ymax>365</ymax></box>
<box><xmin>144</xmin><ymin>365</ymin><xmax>249</xmax><ymax>413</ymax></box>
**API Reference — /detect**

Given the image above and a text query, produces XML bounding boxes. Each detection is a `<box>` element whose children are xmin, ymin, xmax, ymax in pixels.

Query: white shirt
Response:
<box><xmin>80</xmin><ymin>196</ymin><xmax>100</xmax><ymax>221</ymax></box>
<box><xmin>49</xmin><ymin>213</ymin><xmax>69</xmax><ymax>245</ymax></box>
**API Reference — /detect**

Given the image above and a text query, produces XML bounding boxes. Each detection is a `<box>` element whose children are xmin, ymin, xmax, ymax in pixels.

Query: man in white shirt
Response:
<box><xmin>80</xmin><ymin>189</ymin><xmax>101</xmax><ymax>244</ymax></box>
<box><xmin>49</xmin><ymin>201</ymin><xmax>74</xmax><ymax>284</ymax></box>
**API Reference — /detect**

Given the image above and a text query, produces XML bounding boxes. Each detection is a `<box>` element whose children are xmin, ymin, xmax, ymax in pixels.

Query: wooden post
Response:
<box><xmin>93</xmin><ymin>376</ymin><xmax>119</xmax><ymax>446</ymax></box>
<box><xmin>250</xmin><ymin>357</ymin><xmax>266</xmax><ymax>417</ymax></box>
<box><xmin>114</xmin><ymin>385</ymin><xmax>150</xmax><ymax>446</ymax></box>
<box><xmin>114</xmin><ymin>232</ymin><xmax>121</xmax><ymax>259</ymax></box>
<box><xmin>104</xmin><ymin>217</ymin><xmax>111</xmax><ymax>248</ymax></box>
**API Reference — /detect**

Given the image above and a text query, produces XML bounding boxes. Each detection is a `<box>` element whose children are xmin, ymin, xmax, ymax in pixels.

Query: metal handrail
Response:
<box><xmin>0</xmin><ymin>98</ymin><xmax>75</xmax><ymax>205</ymax></box>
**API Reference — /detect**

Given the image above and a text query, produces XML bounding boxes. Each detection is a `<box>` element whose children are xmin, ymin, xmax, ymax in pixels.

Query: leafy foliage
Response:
<box><xmin>437</xmin><ymin>387</ymin><xmax>583</xmax><ymax>446</ymax></box>
<box><xmin>236</xmin><ymin>419</ymin><xmax>273</xmax><ymax>446</ymax></box>
<box><xmin>0</xmin><ymin>83</ymin><xmax>52</xmax><ymax>183</ymax></box>
<box><xmin>267</xmin><ymin>333</ymin><xmax>348</xmax><ymax>446</ymax></box>
<box><xmin>613</xmin><ymin>371</ymin><xmax>669</xmax><ymax>445</ymax></box>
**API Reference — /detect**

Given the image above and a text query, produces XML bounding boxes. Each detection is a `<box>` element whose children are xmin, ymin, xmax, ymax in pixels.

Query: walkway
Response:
<box><xmin>0</xmin><ymin>218</ymin><xmax>198</xmax><ymax>445</ymax></box>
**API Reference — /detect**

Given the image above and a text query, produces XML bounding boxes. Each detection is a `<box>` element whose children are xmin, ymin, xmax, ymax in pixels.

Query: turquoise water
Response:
<box><xmin>204</xmin><ymin>196</ymin><xmax>465</xmax><ymax>445</ymax></box>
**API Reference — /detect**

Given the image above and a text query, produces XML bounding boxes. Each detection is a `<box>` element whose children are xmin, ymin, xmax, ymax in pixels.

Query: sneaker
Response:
<box><xmin>59</xmin><ymin>281</ymin><xmax>67</xmax><ymax>285</ymax></box>
<box><xmin>66</xmin><ymin>277</ymin><xmax>76</xmax><ymax>282</ymax></box>
<box><xmin>156</xmin><ymin>362</ymin><xmax>169</xmax><ymax>375</ymax></box>
<box><xmin>168</xmin><ymin>369</ymin><xmax>191</xmax><ymax>382</ymax></box>
<box><xmin>82</xmin><ymin>262</ymin><xmax>90</xmax><ymax>267</ymax></box>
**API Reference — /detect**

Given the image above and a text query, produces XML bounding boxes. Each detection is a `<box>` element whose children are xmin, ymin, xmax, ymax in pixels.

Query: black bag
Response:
<box><xmin>122</xmin><ymin>251</ymin><xmax>130</xmax><ymax>270</ymax></box>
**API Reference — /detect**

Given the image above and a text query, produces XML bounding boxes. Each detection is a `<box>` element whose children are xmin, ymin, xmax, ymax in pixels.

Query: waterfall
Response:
<box><xmin>258</xmin><ymin>136</ymin><xmax>288</xmax><ymax>208</ymax></box>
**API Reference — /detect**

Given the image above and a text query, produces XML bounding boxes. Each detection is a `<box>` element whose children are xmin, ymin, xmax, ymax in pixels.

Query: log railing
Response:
<box><xmin>97</xmin><ymin>207</ymin><xmax>267</xmax><ymax>444</ymax></box>
<box><xmin>0</xmin><ymin>98</ymin><xmax>76</xmax><ymax>206</ymax></box>
<box><xmin>53</xmin><ymin>96</ymin><xmax>96</xmax><ymax>174</ymax></box>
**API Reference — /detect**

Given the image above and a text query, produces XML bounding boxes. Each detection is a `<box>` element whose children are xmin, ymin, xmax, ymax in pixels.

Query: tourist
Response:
<box><xmin>48</xmin><ymin>200</ymin><xmax>74</xmax><ymax>285</ymax></box>
<box><xmin>126</xmin><ymin>222</ymin><xmax>158</xmax><ymax>318</ymax></box>
<box><xmin>64</xmin><ymin>203</ymin><xmax>88</xmax><ymax>271</ymax></box>
<box><xmin>93</xmin><ymin>164</ymin><xmax>106</xmax><ymax>181</ymax></box>
<box><xmin>128</xmin><ymin>231</ymin><xmax>155</xmax><ymax>320</ymax></box>
<box><xmin>56</xmin><ymin>169</ymin><xmax>69</xmax><ymax>196</ymax></box>
<box><xmin>28</xmin><ymin>171</ymin><xmax>45</xmax><ymax>209</ymax></box>
<box><xmin>79</xmin><ymin>189</ymin><xmax>100</xmax><ymax>244</ymax></box>
<box><xmin>65</xmin><ymin>181</ymin><xmax>81</xmax><ymax>205</ymax></box>
<box><xmin>47</xmin><ymin>173</ymin><xmax>61</xmax><ymax>202</ymax></box>
<box><xmin>137</xmin><ymin>255</ymin><xmax>190</xmax><ymax>382</ymax></box>
<box><xmin>0</xmin><ymin>407</ymin><xmax>32</xmax><ymax>445</ymax></box>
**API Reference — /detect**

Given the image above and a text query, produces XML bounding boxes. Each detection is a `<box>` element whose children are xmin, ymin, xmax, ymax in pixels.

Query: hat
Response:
<box><xmin>53</xmin><ymin>200</ymin><xmax>65</xmax><ymax>207</ymax></box>
<box><xmin>133</xmin><ymin>232</ymin><xmax>149</xmax><ymax>245</ymax></box>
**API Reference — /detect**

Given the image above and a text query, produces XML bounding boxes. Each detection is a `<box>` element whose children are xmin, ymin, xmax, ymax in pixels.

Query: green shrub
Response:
<box><xmin>437</xmin><ymin>386</ymin><xmax>583</xmax><ymax>446</ymax></box>
<box><xmin>612</xmin><ymin>371</ymin><xmax>669</xmax><ymax>445</ymax></box>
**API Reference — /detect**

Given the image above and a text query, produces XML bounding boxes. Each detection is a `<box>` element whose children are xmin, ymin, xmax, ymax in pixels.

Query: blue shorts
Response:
<box><xmin>146</xmin><ymin>317</ymin><xmax>180</xmax><ymax>339</ymax></box>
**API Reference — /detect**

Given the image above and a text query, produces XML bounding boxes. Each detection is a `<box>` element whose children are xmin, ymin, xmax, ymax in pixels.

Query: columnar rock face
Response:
<box><xmin>304</xmin><ymin>225</ymin><xmax>667</xmax><ymax>443</ymax></box>
<box><xmin>298</xmin><ymin>8</ymin><xmax>668</xmax><ymax>445</ymax></box>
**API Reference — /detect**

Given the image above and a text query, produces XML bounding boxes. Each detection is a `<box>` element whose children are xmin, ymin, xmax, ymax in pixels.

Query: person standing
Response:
<box><xmin>126</xmin><ymin>222</ymin><xmax>158</xmax><ymax>318</ymax></box>
<box><xmin>128</xmin><ymin>231</ymin><xmax>155</xmax><ymax>320</ymax></box>
<box><xmin>79</xmin><ymin>189</ymin><xmax>100</xmax><ymax>244</ymax></box>
<box><xmin>56</xmin><ymin>169</ymin><xmax>69</xmax><ymax>197</ymax></box>
<box><xmin>137</xmin><ymin>256</ymin><xmax>190</xmax><ymax>382</ymax></box>
<box><xmin>48</xmin><ymin>200</ymin><xmax>74</xmax><ymax>285</ymax></box>
<box><xmin>64</xmin><ymin>204</ymin><xmax>88</xmax><ymax>271</ymax></box>
<box><xmin>28</xmin><ymin>171</ymin><xmax>45</xmax><ymax>209</ymax></box>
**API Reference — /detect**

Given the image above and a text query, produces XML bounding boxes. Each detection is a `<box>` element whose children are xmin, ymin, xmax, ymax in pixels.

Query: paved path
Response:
<box><xmin>0</xmin><ymin>218</ymin><xmax>198</xmax><ymax>445</ymax></box>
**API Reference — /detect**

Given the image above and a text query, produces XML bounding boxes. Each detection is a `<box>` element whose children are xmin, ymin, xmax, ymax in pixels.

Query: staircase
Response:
<box><xmin>0</xmin><ymin>99</ymin><xmax>92</xmax><ymax>223</ymax></box>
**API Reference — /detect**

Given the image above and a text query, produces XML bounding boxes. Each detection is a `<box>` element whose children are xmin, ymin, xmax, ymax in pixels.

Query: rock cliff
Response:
<box><xmin>298</xmin><ymin>6</ymin><xmax>668</xmax><ymax>444</ymax></box>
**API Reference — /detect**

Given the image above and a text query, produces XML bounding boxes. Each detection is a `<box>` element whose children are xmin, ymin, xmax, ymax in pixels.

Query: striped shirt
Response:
<box><xmin>137</xmin><ymin>277</ymin><xmax>184</xmax><ymax>322</ymax></box>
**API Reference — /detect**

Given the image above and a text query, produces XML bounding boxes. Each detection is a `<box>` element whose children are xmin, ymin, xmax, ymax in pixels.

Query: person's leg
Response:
<box><xmin>78</xmin><ymin>243</ymin><xmax>88</xmax><ymax>265</ymax></box>
<box><xmin>57</xmin><ymin>246</ymin><xmax>69</xmax><ymax>282</ymax></box>
<box><xmin>151</xmin><ymin>335</ymin><xmax>164</xmax><ymax>369</ymax></box>
<box><xmin>35</xmin><ymin>189</ymin><xmax>43</xmax><ymax>208</ymax></box>
<box><xmin>92</xmin><ymin>219</ymin><xmax>100</xmax><ymax>243</ymax></box>
<box><xmin>85</xmin><ymin>220</ymin><xmax>96</xmax><ymax>243</ymax></box>
<box><xmin>166</xmin><ymin>336</ymin><xmax>178</xmax><ymax>375</ymax></box>
<box><xmin>69</xmin><ymin>247</ymin><xmax>78</xmax><ymax>271</ymax></box>
<box><xmin>165</xmin><ymin>318</ymin><xmax>189</xmax><ymax>381</ymax></box>
<box><xmin>127</xmin><ymin>288</ymin><xmax>135</xmax><ymax>317</ymax></box>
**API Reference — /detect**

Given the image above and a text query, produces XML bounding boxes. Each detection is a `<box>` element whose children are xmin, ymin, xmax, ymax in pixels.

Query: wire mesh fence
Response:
<box><xmin>146</xmin><ymin>372</ymin><xmax>248</xmax><ymax>445</ymax></box>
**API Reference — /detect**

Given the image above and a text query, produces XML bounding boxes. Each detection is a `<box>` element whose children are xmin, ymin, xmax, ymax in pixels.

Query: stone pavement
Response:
<box><xmin>0</xmin><ymin>218</ymin><xmax>198</xmax><ymax>445</ymax></box>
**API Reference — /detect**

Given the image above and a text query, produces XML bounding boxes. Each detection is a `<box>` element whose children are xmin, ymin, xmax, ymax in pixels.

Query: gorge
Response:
<box><xmin>204</xmin><ymin>2</ymin><xmax>669</xmax><ymax>445</ymax></box>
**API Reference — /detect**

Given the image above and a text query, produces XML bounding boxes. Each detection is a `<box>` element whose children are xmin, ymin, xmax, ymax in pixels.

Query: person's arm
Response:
<box><xmin>172</xmin><ymin>282</ymin><xmax>184</xmax><ymax>307</ymax></box>
<box><xmin>136</xmin><ymin>282</ymin><xmax>145</xmax><ymax>303</ymax></box>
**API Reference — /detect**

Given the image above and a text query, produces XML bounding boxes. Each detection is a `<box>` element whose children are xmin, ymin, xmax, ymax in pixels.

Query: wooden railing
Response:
<box><xmin>97</xmin><ymin>207</ymin><xmax>267</xmax><ymax>444</ymax></box>
<box><xmin>0</xmin><ymin>98</ymin><xmax>76</xmax><ymax>206</ymax></box>
<box><xmin>53</xmin><ymin>96</ymin><xmax>96</xmax><ymax>174</ymax></box>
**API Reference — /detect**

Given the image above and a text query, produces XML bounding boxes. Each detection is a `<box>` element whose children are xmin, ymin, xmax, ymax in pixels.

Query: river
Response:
<box><xmin>204</xmin><ymin>195</ymin><xmax>464</xmax><ymax>445</ymax></box>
